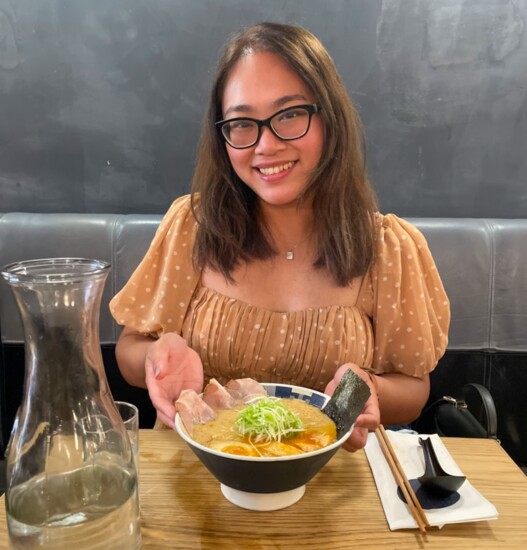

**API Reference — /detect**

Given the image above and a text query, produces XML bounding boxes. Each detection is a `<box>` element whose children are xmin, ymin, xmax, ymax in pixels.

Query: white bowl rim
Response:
<box><xmin>174</xmin><ymin>382</ymin><xmax>353</xmax><ymax>462</ymax></box>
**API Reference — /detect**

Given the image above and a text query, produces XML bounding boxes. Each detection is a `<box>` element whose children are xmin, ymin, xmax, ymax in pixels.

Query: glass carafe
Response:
<box><xmin>1</xmin><ymin>258</ymin><xmax>141</xmax><ymax>550</ymax></box>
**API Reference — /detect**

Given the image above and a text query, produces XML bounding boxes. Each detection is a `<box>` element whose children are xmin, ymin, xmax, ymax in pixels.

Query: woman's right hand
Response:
<box><xmin>144</xmin><ymin>333</ymin><xmax>204</xmax><ymax>428</ymax></box>
<box><xmin>325</xmin><ymin>364</ymin><xmax>380</xmax><ymax>452</ymax></box>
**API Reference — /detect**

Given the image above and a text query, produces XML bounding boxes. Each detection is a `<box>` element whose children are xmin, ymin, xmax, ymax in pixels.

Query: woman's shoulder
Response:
<box><xmin>156</xmin><ymin>194</ymin><xmax>198</xmax><ymax>236</ymax></box>
<box><xmin>110</xmin><ymin>194</ymin><xmax>201</xmax><ymax>336</ymax></box>
<box><xmin>376</xmin><ymin>212</ymin><xmax>425</xmax><ymax>239</ymax></box>
<box><xmin>363</xmin><ymin>211</ymin><xmax>443</xmax><ymax>299</ymax></box>
<box><xmin>373</xmin><ymin>212</ymin><xmax>431</xmax><ymax>256</ymax></box>
<box><xmin>163</xmin><ymin>194</ymin><xmax>194</xmax><ymax>221</ymax></box>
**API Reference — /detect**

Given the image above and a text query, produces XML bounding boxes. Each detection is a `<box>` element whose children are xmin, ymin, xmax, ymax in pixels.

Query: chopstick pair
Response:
<box><xmin>374</xmin><ymin>425</ymin><xmax>430</xmax><ymax>534</ymax></box>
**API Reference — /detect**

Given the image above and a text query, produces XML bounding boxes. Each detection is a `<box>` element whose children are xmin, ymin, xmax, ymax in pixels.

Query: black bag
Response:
<box><xmin>413</xmin><ymin>383</ymin><xmax>498</xmax><ymax>440</ymax></box>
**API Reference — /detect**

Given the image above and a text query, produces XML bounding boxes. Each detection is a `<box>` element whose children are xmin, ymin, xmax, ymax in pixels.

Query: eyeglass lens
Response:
<box><xmin>222</xmin><ymin>106</ymin><xmax>312</xmax><ymax>148</ymax></box>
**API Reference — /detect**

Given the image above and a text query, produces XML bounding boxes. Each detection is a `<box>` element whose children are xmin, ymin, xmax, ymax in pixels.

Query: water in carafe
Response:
<box><xmin>1</xmin><ymin>258</ymin><xmax>141</xmax><ymax>549</ymax></box>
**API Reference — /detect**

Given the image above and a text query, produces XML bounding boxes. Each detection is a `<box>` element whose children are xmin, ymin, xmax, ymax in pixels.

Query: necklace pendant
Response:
<box><xmin>285</xmin><ymin>250</ymin><xmax>294</xmax><ymax>260</ymax></box>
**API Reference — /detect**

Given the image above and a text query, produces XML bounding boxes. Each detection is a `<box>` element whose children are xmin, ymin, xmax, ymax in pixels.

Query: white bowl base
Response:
<box><xmin>220</xmin><ymin>483</ymin><xmax>306</xmax><ymax>511</ymax></box>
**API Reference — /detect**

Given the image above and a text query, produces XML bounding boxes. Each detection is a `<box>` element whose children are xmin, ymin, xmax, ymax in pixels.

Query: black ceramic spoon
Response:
<box><xmin>418</xmin><ymin>436</ymin><xmax>466</xmax><ymax>495</ymax></box>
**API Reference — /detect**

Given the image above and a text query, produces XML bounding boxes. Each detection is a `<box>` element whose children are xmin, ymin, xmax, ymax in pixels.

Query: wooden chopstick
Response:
<box><xmin>375</xmin><ymin>425</ymin><xmax>430</xmax><ymax>534</ymax></box>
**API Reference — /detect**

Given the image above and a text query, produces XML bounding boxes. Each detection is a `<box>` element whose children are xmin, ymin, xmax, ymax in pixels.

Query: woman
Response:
<box><xmin>110</xmin><ymin>22</ymin><xmax>450</xmax><ymax>451</ymax></box>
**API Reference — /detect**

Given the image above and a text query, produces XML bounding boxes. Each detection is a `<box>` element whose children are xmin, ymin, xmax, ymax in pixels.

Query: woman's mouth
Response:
<box><xmin>257</xmin><ymin>161</ymin><xmax>295</xmax><ymax>175</ymax></box>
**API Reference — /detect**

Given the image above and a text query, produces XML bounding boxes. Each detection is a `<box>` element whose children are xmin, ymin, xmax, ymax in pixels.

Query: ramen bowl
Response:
<box><xmin>174</xmin><ymin>383</ymin><xmax>354</xmax><ymax>511</ymax></box>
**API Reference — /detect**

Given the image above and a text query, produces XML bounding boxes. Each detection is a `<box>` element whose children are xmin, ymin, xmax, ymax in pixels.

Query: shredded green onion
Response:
<box><xmin>235</xmin><ymin>398</ymin><xmax>305</xmax><ymax>443</ymax></box>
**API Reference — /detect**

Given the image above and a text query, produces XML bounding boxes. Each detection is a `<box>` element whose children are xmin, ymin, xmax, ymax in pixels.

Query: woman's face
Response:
<box><xmin>221</xmin><ymin>52</ymin><xmax>324</xmax><ymax>209</ymax></box>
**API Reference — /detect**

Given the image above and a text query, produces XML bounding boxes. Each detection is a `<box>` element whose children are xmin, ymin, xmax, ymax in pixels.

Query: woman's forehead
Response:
<box><xmin>222</xmin><ymin>52</ymin><xmax>313</xmax><ymax>115</ymax></box>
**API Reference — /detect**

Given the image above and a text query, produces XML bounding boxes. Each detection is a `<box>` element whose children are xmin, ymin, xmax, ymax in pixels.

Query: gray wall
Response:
<box><xmin>1</xmin><ymin>0</ymin><xmax>526</xmax><ymax>217</ymax></box>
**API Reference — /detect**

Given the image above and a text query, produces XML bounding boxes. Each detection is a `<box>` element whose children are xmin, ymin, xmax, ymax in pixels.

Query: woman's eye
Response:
<box><xmin>278</xmin><ymin>109</ymin><xmax>306</xmax><ymax>123</ymax></box>
<box><xmin>230</xmin><ymin>121</ymin><xmax>253</xmax><ymax>132</ymax></box>
<box><xmin>282</xmin><ymin>111</ymin><xmax>299</xmax><ymax>121</ymax></box>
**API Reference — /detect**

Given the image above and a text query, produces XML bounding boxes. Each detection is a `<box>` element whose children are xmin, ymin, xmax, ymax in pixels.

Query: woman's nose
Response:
<box><xmin>254</xmin><ymin>126</ymin><xmax>286</xmax><ymax>154</ymax></box>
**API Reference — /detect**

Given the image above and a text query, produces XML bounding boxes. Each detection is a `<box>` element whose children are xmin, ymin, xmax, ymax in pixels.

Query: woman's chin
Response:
<box><xmin>253</xmin><ymin>188</ymin><xmax>308</xmax><ymax>210</ymax></box>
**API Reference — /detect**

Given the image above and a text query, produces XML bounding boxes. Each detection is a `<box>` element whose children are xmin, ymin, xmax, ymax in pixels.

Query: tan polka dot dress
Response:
<box><xmin>110</xmin><ymin>195</ymin><xmax>450</xmax><ymax>390</ymax></box>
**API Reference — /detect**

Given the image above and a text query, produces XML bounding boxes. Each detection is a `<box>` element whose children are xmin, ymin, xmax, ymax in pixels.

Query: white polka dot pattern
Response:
<box><xmin>110</xmin><ymin>197</ymin><xmax>450</xmax><ymax>387</ymax></box>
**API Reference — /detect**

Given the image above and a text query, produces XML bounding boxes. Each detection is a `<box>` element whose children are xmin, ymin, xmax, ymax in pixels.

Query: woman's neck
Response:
<box><xmin>259</xmin><ymin>199</ymin><xmax>315</xmax><ymax>258</ymax></box>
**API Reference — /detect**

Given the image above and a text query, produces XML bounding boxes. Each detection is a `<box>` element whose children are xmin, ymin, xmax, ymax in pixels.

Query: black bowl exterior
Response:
<box><xmin>187</xmin><ymin>442</ymin><xmax>341</xmax><ymax>493</ymax></box>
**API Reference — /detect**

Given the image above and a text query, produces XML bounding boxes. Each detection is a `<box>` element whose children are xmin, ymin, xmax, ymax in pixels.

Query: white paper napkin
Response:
<box><xmin>364</xmin><ymin>431</ymin><xmax>498</xmax><ymax>530</ymax></box>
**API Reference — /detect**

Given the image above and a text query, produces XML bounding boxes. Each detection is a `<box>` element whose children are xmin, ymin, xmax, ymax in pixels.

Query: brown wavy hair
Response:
<box><xmin>191</xmin><ymin>22</ymin><xmax>378</xmax><ymax>286</ymax></box>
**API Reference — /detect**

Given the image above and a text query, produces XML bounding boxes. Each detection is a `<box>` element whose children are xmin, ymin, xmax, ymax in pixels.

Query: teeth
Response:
<box><xmin>259</xmin><ymin>161</ymin><xmax>294</xmax><ymax>175</ymax></box>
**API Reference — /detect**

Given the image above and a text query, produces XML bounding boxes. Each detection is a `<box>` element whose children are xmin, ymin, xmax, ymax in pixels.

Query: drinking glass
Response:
<box><xmin>115</xmin><ymin>401</ymin><xmax>139</xmax><ymax>461</ymax></box>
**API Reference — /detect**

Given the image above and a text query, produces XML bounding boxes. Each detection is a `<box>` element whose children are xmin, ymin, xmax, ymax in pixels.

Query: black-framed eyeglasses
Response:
<box><xmin>216</xmin><ymin>103</ymin><xmax>321</xmax><ymax>149</ymax></box>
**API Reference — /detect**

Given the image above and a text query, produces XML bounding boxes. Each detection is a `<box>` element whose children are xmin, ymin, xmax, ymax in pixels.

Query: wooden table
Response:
<box><xmin>1</xmin><ymin>430</ymin><xmax>526</xmax><ymax>549</ymax></box>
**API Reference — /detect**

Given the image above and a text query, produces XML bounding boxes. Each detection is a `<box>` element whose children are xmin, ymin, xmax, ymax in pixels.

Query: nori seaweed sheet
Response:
<box><xmin>323</xmin><ymin>369</ymin><xmax>371</xmax><ymax>438</ymax></box>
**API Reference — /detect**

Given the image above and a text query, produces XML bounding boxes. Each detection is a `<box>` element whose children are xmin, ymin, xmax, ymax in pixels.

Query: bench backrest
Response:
<box><xmin>1</xmin><ymin>213</ymin><xmax>526</xmax><ymax>352</ymax></box>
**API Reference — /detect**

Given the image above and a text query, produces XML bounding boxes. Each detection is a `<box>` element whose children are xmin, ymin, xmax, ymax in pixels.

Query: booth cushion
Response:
<box><xmin>2</xmin><ymin>213</ymin><xmax>527</xmax><ymax>352</ymax></box>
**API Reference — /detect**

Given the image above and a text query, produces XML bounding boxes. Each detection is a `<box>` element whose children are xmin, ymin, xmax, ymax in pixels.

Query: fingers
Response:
<box><xmin>324</xmin><ymin>379</ymin><xmax>337</xmax><ymax>396</ymax></box>
<box><xmin>156</xmin><ymin>409</ymin><xmax>176</xmax><ymax>429</ymax></box>
<box><xmin>145</xmin><ymin>334</ymin><xmax>177</xmax><ymax>380</ymax></box>
<box><xmin>325</xmin><ymin>363</ymin><xmax>381</xmax><ymax>452</ymax></box>
<box><xmin>148</xmin><ymin>391</ymin><xmax>176</xmax><ymax>428</ymax></box>
<box><xmin>342</xmin><ymin>426</ymin><xmax>369</xmax><ymax>452</ymax></box>
<box><xmin>354</xmin><ymin>394</ymin><xmax>380</xmax><ymax>426</ymax></box>
<box><xmin>324</xmin><ymin>364</ymin><xmax>353</xmax><ymax>395</ymax></box>
<box><xmin>144</xmin><ymin>333</ymin><xmax>204</xmax><ymax>427</ymax></box>
<box><xmin>324</xmin><ymin>363</ymin><xmax>370</xmax><ymax>396</ymax></box>
<box><xmin>145</xmin><ymin>367</ymin><xmax>176</xmax><ymax>426</ymax></box>
<box><xmin>145</xmin><ymin>354</ymin><xmax>163</xmax><ymax>386</ymax></box>
<box><xmin>341</xmin><ymin>399</ymin><xmax>380</xmax><ymax>452</ymax></box>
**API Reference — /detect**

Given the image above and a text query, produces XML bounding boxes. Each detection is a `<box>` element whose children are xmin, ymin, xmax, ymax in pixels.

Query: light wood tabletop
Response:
<box><xmin>1</xmin><ymin>429</ymin><xmax>526</xmax><ymax>549</ymax></box>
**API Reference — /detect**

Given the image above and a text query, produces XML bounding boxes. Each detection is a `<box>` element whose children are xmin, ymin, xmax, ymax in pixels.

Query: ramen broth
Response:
<box><xmin>191</xmin><ymin>398</ymin><xmax>337</xmax><ymax>457</ymax></box>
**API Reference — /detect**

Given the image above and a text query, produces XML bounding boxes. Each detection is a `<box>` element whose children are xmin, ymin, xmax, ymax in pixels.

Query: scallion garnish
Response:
<box><xmin>235</xmin><ymin>398</ymin><xmax>305</xmax><ymax>443</ymax></box>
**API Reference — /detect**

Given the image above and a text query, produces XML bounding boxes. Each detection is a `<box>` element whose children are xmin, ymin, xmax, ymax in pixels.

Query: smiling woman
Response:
<box><xmin>219</xmin><ymin>51</ymin><xmax>324</xmax><ymax>209</ymax></box>
<box><xmin>109</xmin><ymin>22</ymin><xmax>450</xmax><ymax>454</ymax></box>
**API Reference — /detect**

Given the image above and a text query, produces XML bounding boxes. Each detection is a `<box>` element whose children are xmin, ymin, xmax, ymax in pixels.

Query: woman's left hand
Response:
<box><xmin>324</xmin><ymin>364</ymin><xmax>380</xmax><ymax>452</ymax></box>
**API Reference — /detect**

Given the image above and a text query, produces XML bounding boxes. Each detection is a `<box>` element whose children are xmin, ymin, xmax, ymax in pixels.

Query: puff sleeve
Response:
<box><xmin>359</xmin><ymin>214</ymin><xmax>450</xmax><ymax>377</ymax></box>
<box><xmin>109</xmin><ymin>194</ymin><xmax>200</xmax><ymax>337</ymax></box>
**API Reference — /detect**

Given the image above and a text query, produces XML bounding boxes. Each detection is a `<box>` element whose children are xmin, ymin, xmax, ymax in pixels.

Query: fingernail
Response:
<box><xmin>153</xmin><ymin>364</ymin><xmax>160</xmax><ymax>378</ymax></box>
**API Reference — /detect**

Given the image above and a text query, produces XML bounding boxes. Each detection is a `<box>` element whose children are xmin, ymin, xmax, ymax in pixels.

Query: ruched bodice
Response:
<box><xmin>181</xmin><ymin>287</ymin><xmax>374</xmax><ymax>391</ymax></box>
